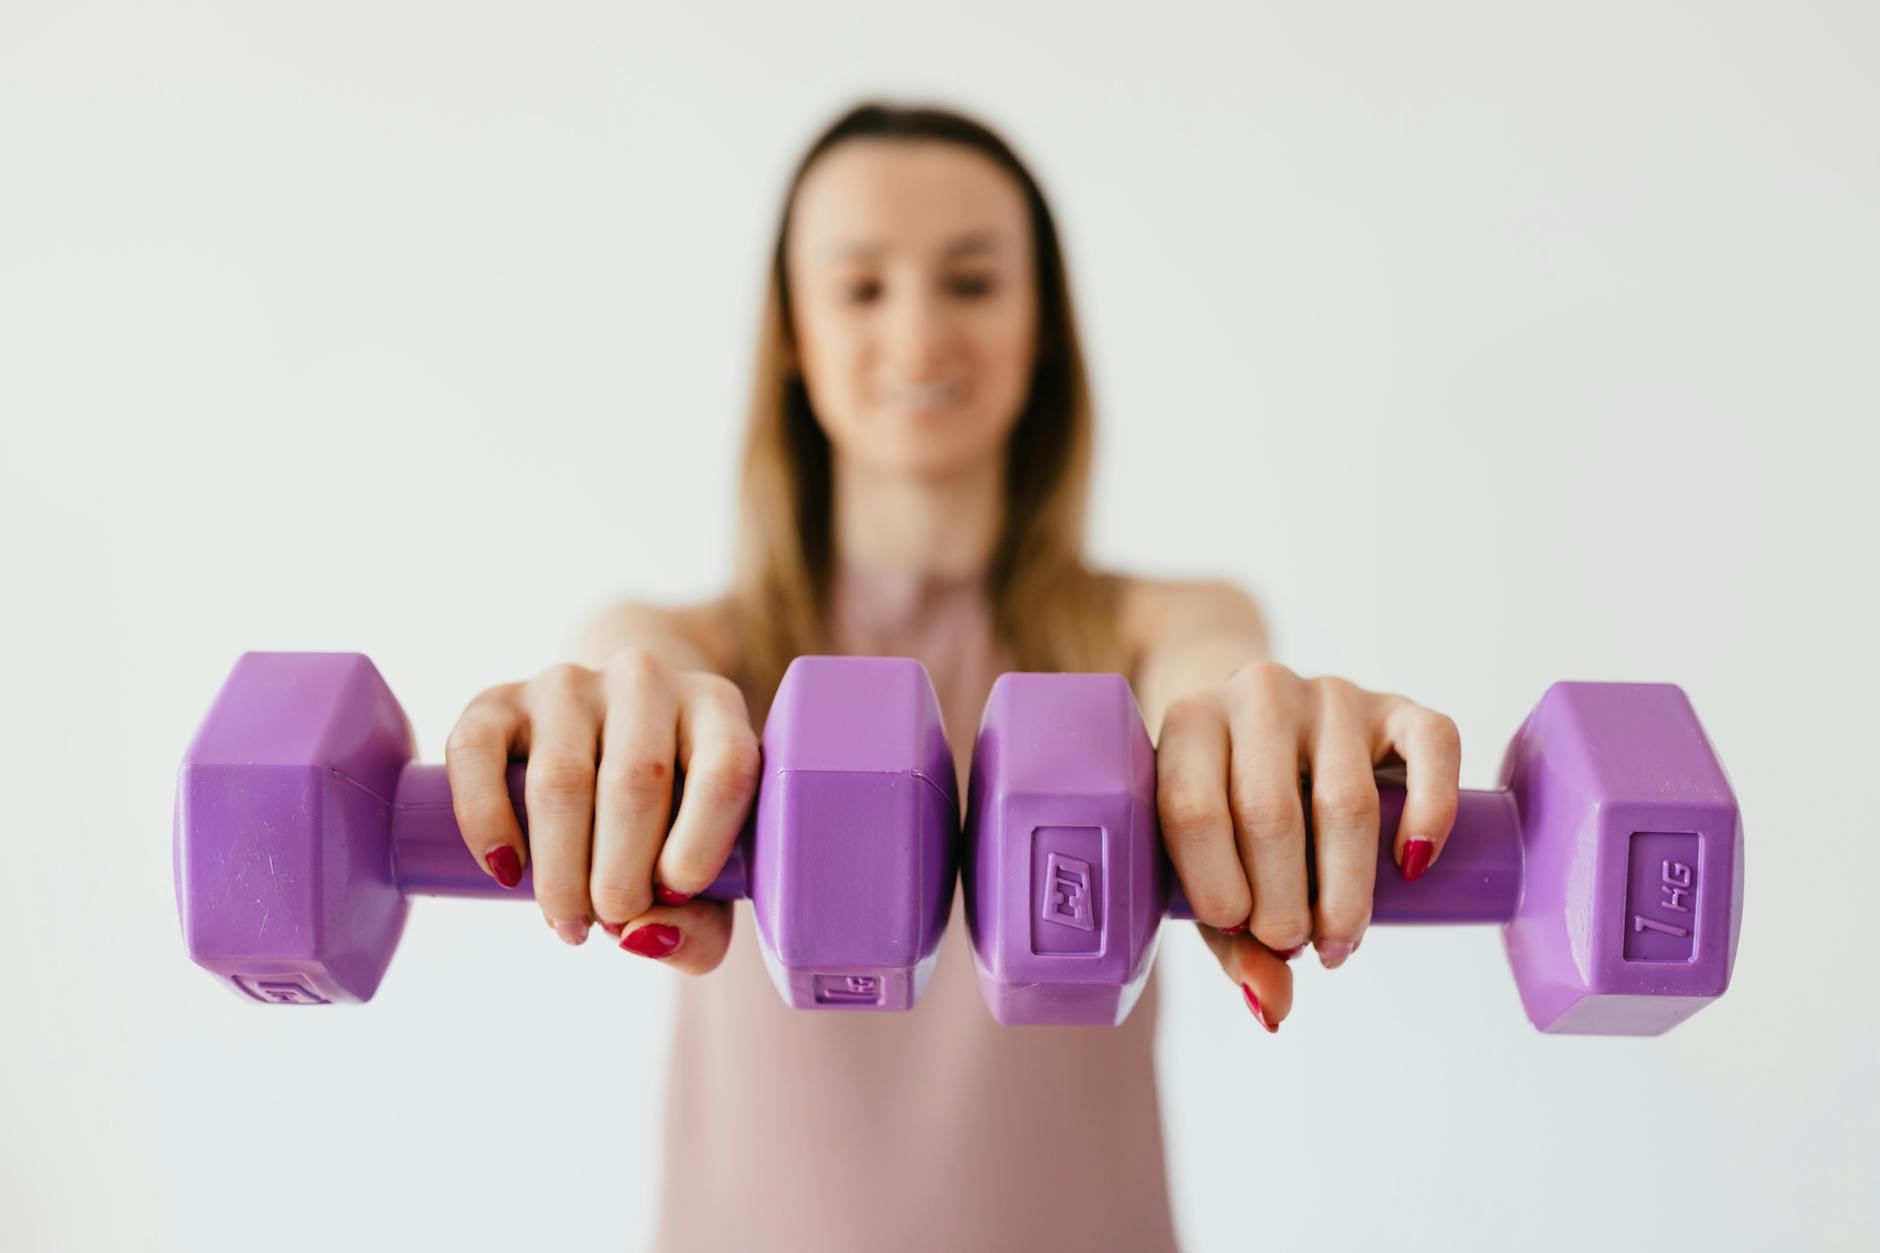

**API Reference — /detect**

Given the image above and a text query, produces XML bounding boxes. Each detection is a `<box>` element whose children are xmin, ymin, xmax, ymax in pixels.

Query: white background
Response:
<box><xmin>3</xmin><ymin>2</ymin><xmax>1876</xmax><ymax>1249</ymax></box>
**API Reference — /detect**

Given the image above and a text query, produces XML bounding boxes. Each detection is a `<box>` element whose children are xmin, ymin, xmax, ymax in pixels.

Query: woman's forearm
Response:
<box><xmin>1131</xmin><ymin>581</ymin><xmax>1270</xmax><ymax>741</ymax></box>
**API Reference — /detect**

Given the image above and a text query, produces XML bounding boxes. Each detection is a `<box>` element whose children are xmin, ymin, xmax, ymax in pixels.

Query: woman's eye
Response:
<box><xmin>843</xmin><ymin>280</ymin><xmax>882</xmax><ymax>304</ymax></box>
<box><xmin>948</xmin><ymin>273</ymin><xmax>996</xmax><ymax>298</ymax></box>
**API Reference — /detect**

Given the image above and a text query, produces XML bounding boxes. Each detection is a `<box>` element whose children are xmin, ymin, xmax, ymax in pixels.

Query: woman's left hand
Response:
<box><xmin>1155</xmin><ymin>661</ymin><xmax>1462</xmax><ymax>1032</ymax></box>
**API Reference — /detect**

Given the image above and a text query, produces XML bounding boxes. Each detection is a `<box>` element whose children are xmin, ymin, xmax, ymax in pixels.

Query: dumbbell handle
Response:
<box><xmin>391</xmin><ymin>765</ymin><xmax>1512</xmax><ymax>920</ymax></box>
<box><xmin>389</xmin><ymin>762</ymin><xmax>749</xmax><ymax>900</ymax></box>
<box><xmin>1165</xmin><ymin>781</ymin><xmax>1520</xmax><ymax>924</ymax></box>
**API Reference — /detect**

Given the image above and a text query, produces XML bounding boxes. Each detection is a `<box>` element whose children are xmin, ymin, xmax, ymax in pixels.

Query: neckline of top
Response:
<box><xmin>831</xmin><ymin>555</ymin><xmax>991</xmax><ymax>592</ymax></box>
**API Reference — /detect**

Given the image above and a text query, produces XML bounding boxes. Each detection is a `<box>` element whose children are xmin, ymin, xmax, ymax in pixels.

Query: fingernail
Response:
<box><xmin>554</xmin><ymin>918</ymin><xmax>590</xmax><ymax>946</ymax></box>
<box><xmin>655</xmin><ymin>885</ymin><xmax>694</xmax><ymax>907</ymax></box>
<box><xmin>1276</xmin><ymin>943</ymin><xmax>1306</xmax><ymax>962</ymax></box>
<box><xmin>1241</xmin><ymin>983</ymin><xmax>1278</xmax><ymax>1034</ymax></box>
<box><xmin>1401</xmin><ymin>838</ymin><xmax>1435</xmax><ymax>883</ymax></box>
<box><xmin>1220</xmin><ymin>922</ymin><xmax>1247</xmax><ymax>936</ymax></box>
<box><xmin>1316</xmin><ymin>939</ymin><xmax>1354</xmax><ymax>970</ymax></box>
<box><xmin>598</xmin><ymin>920</ymin><xmax>624</xmax><ymax>938</ymax></box>
<box><xmin>484</xmin><ymin>846</ymin><xmax>522</xmax><ymax>889</ymax></box>
<box><xmin>621</xmin><ymin>923</ymin><xmax>682</xmax><ymax>960</ymax></box>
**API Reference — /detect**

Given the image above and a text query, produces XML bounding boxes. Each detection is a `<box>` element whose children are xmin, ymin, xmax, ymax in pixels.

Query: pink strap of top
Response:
<box><xmin>650</xmin><ymin>558</ymin><xmax>1178</xmax><ymax>1252</ymax></box>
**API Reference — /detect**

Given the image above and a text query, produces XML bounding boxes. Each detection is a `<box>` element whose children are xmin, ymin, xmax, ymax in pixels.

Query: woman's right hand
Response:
<box><xmin>444</xmin><ymin>647</ymin><xmax>762</xmax><ymax>971</ymax></box>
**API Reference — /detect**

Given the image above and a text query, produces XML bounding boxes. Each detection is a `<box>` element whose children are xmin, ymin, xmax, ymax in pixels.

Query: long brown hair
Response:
<box><xmin>731</xmin><ymin>102</ymin><xmax>1130</xmax><ymax>708</ymax></box>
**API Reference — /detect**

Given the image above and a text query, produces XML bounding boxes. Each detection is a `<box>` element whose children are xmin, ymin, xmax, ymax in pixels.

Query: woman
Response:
<box><xmin>445</xmin><ymin>102</ymin><xmax>1462</xmax><ymax>1252</ymax></box>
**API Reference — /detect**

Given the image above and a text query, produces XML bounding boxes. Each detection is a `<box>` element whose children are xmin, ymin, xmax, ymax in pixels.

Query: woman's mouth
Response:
<box><xmin>880</xmin><ymin>380</ymin><xmax>965</xmax><ymax>416</ymax></box>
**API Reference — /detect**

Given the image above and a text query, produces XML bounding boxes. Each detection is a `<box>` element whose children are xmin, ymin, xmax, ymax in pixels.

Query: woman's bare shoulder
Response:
<box><xmin>1112</xmin><ymin>571</ymin><xmax>1269</xmax><ymax>656</ymax></box>
<box><xmin>572</xmin><ymin>590</ymin><xmax>743</xmax><ymax>675</ymax></box>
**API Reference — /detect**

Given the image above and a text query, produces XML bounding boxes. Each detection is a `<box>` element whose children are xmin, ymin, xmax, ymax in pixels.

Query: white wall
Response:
<box><xmin>3</xmin><ymin>1</ymin><xmax>1875</xmax><ymax>1248</ymax></box>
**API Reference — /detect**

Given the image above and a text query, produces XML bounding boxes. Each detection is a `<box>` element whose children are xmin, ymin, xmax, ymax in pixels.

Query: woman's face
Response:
<box><xmin>784</xmin><ymin>139</ymin><xmax>1040</xmax><ymax>480</ymax></box>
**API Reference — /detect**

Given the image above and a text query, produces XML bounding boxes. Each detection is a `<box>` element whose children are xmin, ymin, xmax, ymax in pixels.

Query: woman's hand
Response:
<box><xmin>1155</xmin><ymin>661</ymin><xmax>1462</xmax><ymax>1032</ymax></box>
<box><xmin>443</xmin><ymin>647</ymin><xmax>761</xmax><ymax>970</ymax></box>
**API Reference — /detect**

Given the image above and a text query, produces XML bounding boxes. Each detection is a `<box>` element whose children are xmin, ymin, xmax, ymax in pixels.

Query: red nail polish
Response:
<box><xmin>655</xmin><ymin>885</ymin><xmax>693</xmax><ymax>907</ymax></box>
<box><xmin>1221</xmin><ymin>922</ymin><xmax>1247</xmax><ymax>936</ymax></box>
<box><xmin>1241</xmin><ymin>983</ymin><xmax>1278</xmax><ymax>1034</ymax></box>
<box><xmin>484</xmin><ymin>846</ymin><xmax>522</xmax><ymax>889</ymax></box>
<box><xmin>599</xmin><ymin>920</ymin><xmax>624</xmax><ymax>938</ymax></box>
<box><xmin>1276</xmin><ymin>944</ymin><xmax>1306</xmax><ymax>962</ymax></box>
<box><xmin>621</xmin><ymin>923</ymin><xmax>682</xmax><ymax>959</ymax></box>
<box><xmin>1401</xmin><ymin>838</ymin><xmax>1435</xmax><ymax>883</ymax></box>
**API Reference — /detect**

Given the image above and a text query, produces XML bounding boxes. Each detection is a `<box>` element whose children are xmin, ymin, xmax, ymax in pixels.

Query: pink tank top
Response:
<box><xmin>651</xmin><ymin>558</ymin><xmax>1178</xmax><ymax>1252</ymax></box>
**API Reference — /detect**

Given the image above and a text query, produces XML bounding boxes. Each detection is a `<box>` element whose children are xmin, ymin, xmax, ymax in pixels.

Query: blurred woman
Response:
<box><xmin>447</xmin><ymin>102</ymin><xmax>1461</xmax><ymax>1252</ymax></box>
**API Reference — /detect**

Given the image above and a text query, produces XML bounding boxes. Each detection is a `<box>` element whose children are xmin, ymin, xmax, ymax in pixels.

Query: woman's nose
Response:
<box><xmin>881</xmin><ymin>287</ymin><xmax>953</xmax><ymax>375</ymax></box>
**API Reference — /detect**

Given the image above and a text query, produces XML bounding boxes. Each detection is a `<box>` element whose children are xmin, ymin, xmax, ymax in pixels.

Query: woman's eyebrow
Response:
<box><xmin>819</xmin><ymin>231</ymin><xmax>1012</xmax><ymax>263</ymax></box>
<box><xmin>942</xmin><ymin>231</ymin><xmax>1008</xmax><ymax>259</ymax></box>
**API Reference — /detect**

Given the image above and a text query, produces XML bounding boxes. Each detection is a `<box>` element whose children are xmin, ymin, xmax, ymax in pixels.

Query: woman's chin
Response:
<box><xmin>847</xmin><ymin>438</ymin><xmax>1004</xmax><ymax>482</ymax></box>
<box><xmin>825</xmin><ymin>412</ymin><xmax>1005</xmax><ymax>478</ymax></box>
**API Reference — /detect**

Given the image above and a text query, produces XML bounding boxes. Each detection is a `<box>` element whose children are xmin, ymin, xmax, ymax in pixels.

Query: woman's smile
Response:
<box><xmin>878</xmin><ymin>378</ymin><xmax>966</xmax><ymax>417</ymax></box>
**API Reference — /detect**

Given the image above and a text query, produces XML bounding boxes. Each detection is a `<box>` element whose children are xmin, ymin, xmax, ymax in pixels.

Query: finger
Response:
<box><xmin>1304</xmin><ymin>680</ymin><xmax>1380</xmax><ymax>969</ymax></box>
<box><xmin>590</xmin><ymin>651</ymin><xmax>680</xmax><ymax>927</ymax></box>
<box><xmin>1196</xmin><ymin>925</ymin><xmax>1295</xmax><ymax>1034</ymax></box>
<box><xmin>1223</xmin><ymin>664</ymin><xmax>1311</xmax><ymax>954</ymax></box>
<box><xmin>445</xmin><ymin>686</ymin><xmax>527</xmax><ymax>888</ymax></box>
<box><xmin>521</xmin><ymin>664</ymin><xmax>603</xmax><ymax>945</ymax></box>
<box><xmin>605</xmin><ymin>898</ymin><xmax>735</xmax><ymax>975</ymax></box>
<box><xmin>1379</xmin><ymin>700</ymin><xmax>1463</xmax><ymax>882</ymax></box>
<box><xmin>655</xmin><ymin>674</ymin><xmax>762</xmax><ymax>898</ymax></box>
<box><xmin>1155</xmin><ymin>691</ymin><xmax>1249</xmax><ymax>930</ymax></box>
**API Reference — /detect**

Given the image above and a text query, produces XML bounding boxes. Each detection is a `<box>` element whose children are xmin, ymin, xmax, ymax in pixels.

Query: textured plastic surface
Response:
<box><xmin>965</xmin><ymin>673</ymin><xmax>1743</xmax><ymax>1034</ymax></box>
<box><xmin>963</xmin><ymin>672</ymin><xmax>1163</xmax><ymax>1026</ymax></box>
<box><xmin>748</xmin><ymin>655</ymin><xmax>960</xmax><ymax>1010</ymax></box>
<box><xmin>174</xmin><ymin>652</ymin><xmax>957</xmax><ymax>1009</ymax></box>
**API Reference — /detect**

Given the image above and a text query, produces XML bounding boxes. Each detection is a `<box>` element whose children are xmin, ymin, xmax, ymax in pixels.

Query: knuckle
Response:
<box><xmin>1229</xmin><ymin>659</ymin><xmax>1295</xmax><ymax>695</ymax></box>
<box><xmin>532</xmin><ymin>661</ymin><xmax>592</xmax><ymax>698</ymax></box>
<box><xmin>599</xmin><ymin>752</ymin><xmax>674</xmax><ymax>806</ymax></box>
<box><xmin>590</xmin><ymin>878</ymin><xmax>653</xmax><ymax>921</ymax></box>
<box><xmin>693</xmin><ymin>741</ymin><xmax>761</xmax><ymax>803</ymax></box>
<box><xmin>1311</xmin><ymin>780</ymin><xmax>1379</xmax><ymax>825</ymax></box>
<box><xmin>529</xmin><ymin>754</ymin><xmax>597</xmax><ymax>804</ymax></box>
<box><xmin>531</xmin><ymin>872</ymin><xmax>589</xmax><ymax>918</ymax></box>
<box><xmin>1159</xmin><ymin>782</ymin><xmax>1226</xmax><ymax>843</ymax></box>
<box><xmin>1314</xmin><ymin>673</ymin><xmax>1359</xmax><ymax>697</ymax></box>
<box><xmin>462</xmin><ymin>683</ymin><xmax>520</xmax><ymax>718</ymax></box>
<box><xmin>694</xmin><ymin>671</ymin><xmax>749</xmax><ymax>710</ymax></box>
<box><xmin>1184</xmin><ymin>880</ymin><xmax>1245</xmax><ymax>927</ymax></box>
<box><xmin>1230</xmin><ymin>786</ymin><xmax>1301</xmax><ymax>845</ymax></box>
<box><xmin>1252</xmin><ymin>911</ymin><xmax>1313</xmax><ymax>948</ymax></box>
<box><xmin>604</xmin><ymin>645</ymin><xmax>668</xmax><ymax>688</ymax></box>
<box><xmin>1316</xmin><ymin>899</ymin><xmax>1373</xmax><ymax>938</ymax></box>
<box><xmin>443</xmin><ymin>722</ymin><xmax>489</xmax><ymax>760</ymax></box>
<box><xmin>1311</xmin><ymin>675</ymin><xmax>1364</xmax><ymax>712</ymax></box>
<box><xmin>1422</xmin><ymin>708</ymin><xmax>1462</xmax><ymax>751</ymax></box>
<box><xmin>445</xmin><ymin>706</ymin><xmax>511</xmax><ymax>753</ymax></box>
<box><xmin>1160</xmin><ymin>691</ymin><xmax>1213</xmax><ymax>730</ymax></box>
<box><xmin>661</xmin><ymin>843</ymin><xmax>724</xmax><ymax>892</ymax></box>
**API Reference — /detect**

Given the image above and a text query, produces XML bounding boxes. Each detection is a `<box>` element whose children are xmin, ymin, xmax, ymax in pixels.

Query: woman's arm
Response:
<box><xmin>1123</xmin><ymin>577</ymin><xmax>1272</xmax><ymax>739</ymax></box>
<box><xmin>569</xmin><ymin>595</ymin><xmax>740</xmax><ymax>675</ymax></box>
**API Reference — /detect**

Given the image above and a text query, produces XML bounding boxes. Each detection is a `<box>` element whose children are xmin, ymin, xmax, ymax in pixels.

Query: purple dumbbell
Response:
<box><xmin>964</xmin><ymin>672</ymin><xmax>1744</xmax><ymax>1033</ymax></box>
<box><xmin>174</xmin><ymin>653</ymin><xmax>959</xmax><ymax>1009</ymax></box>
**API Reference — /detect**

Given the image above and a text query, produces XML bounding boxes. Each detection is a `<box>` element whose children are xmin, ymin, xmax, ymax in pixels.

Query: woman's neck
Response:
<box><xmin>830</xmin><ymin>454</ymin><xmax>1005</xmax><ymax>580</ymax></box>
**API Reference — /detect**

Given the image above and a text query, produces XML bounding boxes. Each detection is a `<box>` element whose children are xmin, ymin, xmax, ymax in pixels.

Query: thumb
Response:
<box><xmin>604</xmin><ymin>898</ymin><xmax>735</xmax><ymax>974</ymax></box>
<box><xmin>1196</xmin><ymin>923</ymin><xmax>1296</xmax><ymax>1034</ymax></box>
